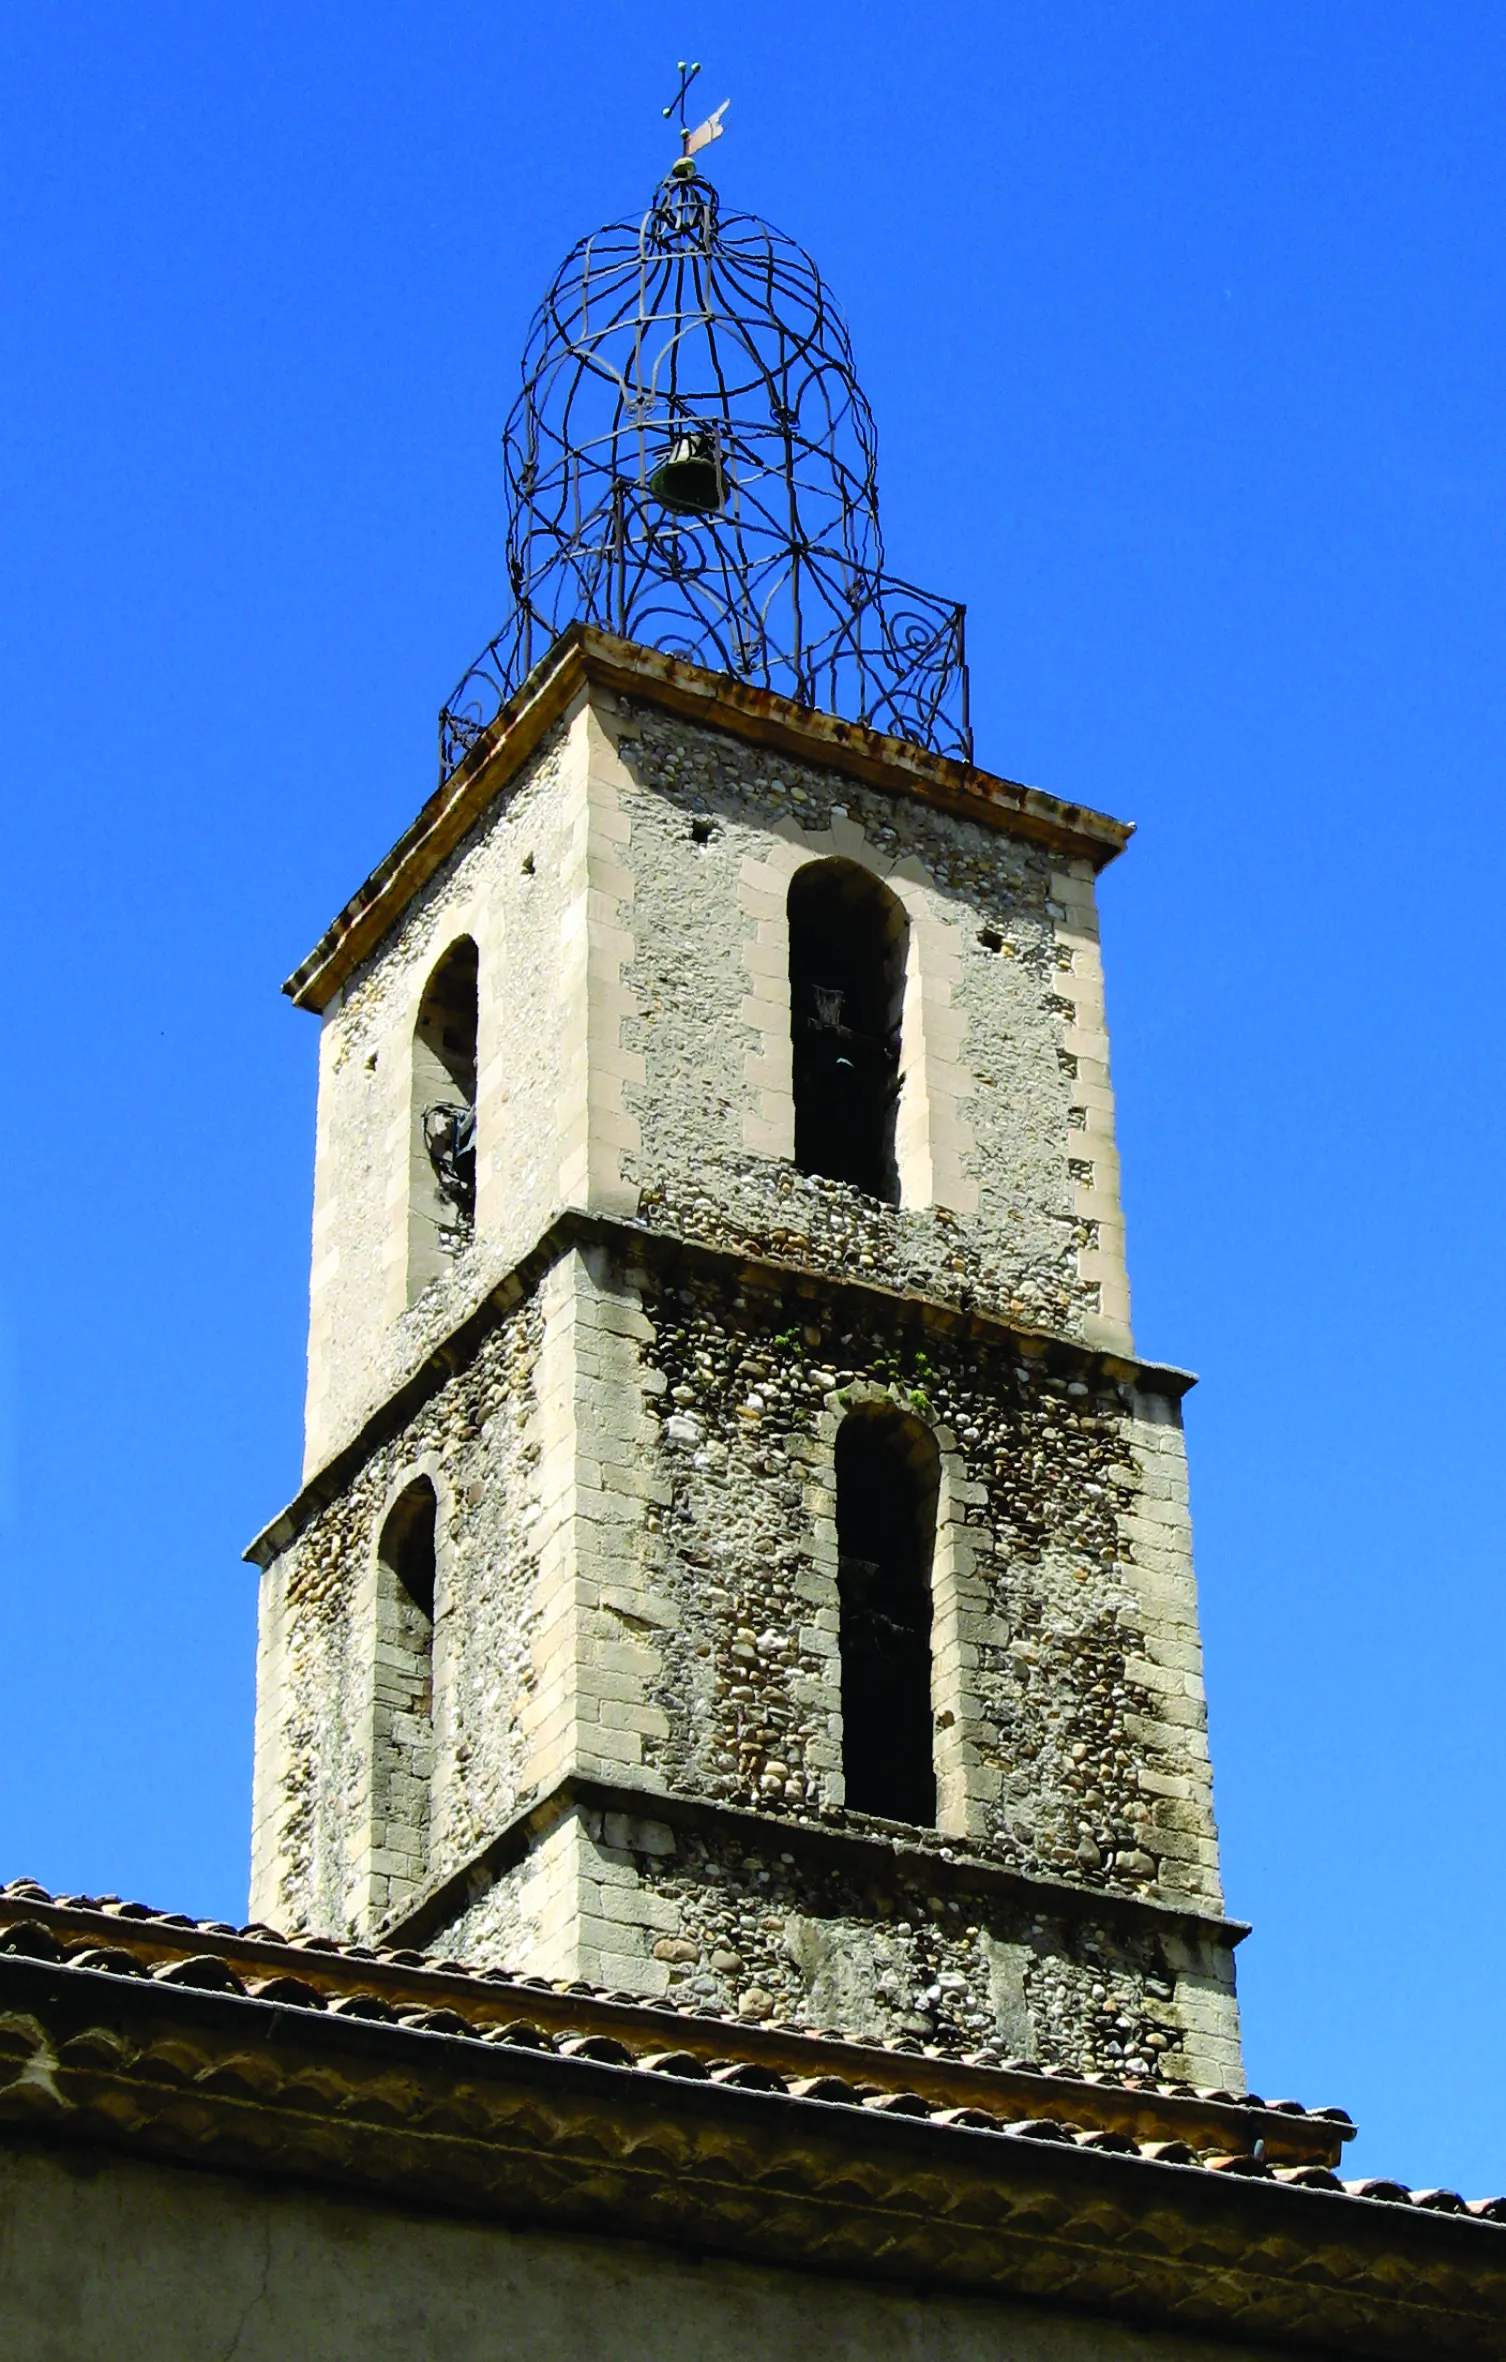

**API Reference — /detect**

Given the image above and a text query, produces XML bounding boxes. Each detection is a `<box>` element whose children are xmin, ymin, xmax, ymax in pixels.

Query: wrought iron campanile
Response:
<box><xmin>440</xmin><ymin>160</ymin><xmax>970</xmax><ymax>779</ymax></box>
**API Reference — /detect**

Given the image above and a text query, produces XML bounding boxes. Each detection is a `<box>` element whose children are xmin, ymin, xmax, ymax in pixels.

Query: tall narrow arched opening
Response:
<box><xmin>835</xmin><ymin>1403</ymin><xmax>939</xmax><ymax>1825</ymax></box>
<box><xmin>373</xmin><ymin>1477</ymin><xmax>438</xmax><ymax>1902</ymax></box>
<box><xmin>787</xmin><ymin>860</ymin><xmax>908</xmax><ymax>1202</ymax></box>
<box><xmin>408</xmin><ymin>936</ymin><xmax>479</xmax><ymax>1302</ymax></box>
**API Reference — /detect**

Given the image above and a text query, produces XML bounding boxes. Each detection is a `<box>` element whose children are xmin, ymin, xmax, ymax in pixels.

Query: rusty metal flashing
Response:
<box><xmin>0</xmin><ymin>1951</ymin><xmax>1498</xmax><ymax>2357</ymax></box>
<box><xmin>282</xmin><ymin>625</ymin><xmax>1135</xmax><ymax>1015</ymax></box>
<box><xmin>243</xmin><ymin>1207</ymin><xmax>1194</xmax><ymax>1569</ymax></box>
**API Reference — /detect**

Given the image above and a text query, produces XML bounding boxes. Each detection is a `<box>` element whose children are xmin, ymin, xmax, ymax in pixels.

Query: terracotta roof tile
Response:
<box><xmin>2</xmin><ymin>1874</ymin><xmax>1497</xmax><ymax>2212</ymax></box>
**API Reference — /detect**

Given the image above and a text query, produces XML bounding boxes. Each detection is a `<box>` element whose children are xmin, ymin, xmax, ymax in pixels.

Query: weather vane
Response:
<box><xmin>662</xmin><ymin>59</ymin><xmax>728</xmax><ymax>163</ymax></box>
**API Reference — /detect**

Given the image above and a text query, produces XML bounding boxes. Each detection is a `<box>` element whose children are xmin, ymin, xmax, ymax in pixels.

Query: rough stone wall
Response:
<box><xmin>301</xmin><ymin>720</ymin><xmax>576</xmax><ymax>1475</ymax></box>
<box><xmin>622</xmin><ymin>1253</ymin><xmax>1219</xmax><ymax>1914</ymax></box>
<box><xmin>629</xmin><ymin>1810</ymin><xmax>1237</xmax><ymax>2085</ymax></box>
<box><xmin>607</xmin><ymin>702</ymin><xmax>1130</xmax><ymax>1352</ymax></box>
<box><xmin>433</xmin><ymin>1811</ymin><xmax>585</xmax><ymax>1986</ymax></box>
<box><xmin>424</xmin><ymin>1233</ymin><xmax>1240</xmax><ymax>2087</ymax></box>
<box><xmin>265</xmin><ymin>677</ymin><xmax>1228</xmax><ymax>2076</ymax></box>
<box><xmin>256</xmin><ymin>1229</ymin><xmax>1235</xmax><ymax>2081</ymax></box>
<box><xmin>436</xmin><ymin>1800</ymin><xmax>1241</xmax><ymax>2090</ymax></box>
<box><xmin>251</xmin><ymin>1292</ymin><xmax>544</xmax><ymax>1937</ymax></box>
<box><xmin>510</xmin><ymin>1244</ymin><xmax>670</xmax><ymax>1812</ymax></box>
<box><xmin>369</xmin><ymin>1492</ymin><xmax>438</xmax><ymax>1904</ymax></box>
<box><xmin>257</xmin><ymin>1238</ymin><xmax>676</xmax><ymax>1945</ymax></box>
<box><xmin>298</xmin><ymin>688</ymin><xmax>1131</xmax><ymax>1478</ymax></box>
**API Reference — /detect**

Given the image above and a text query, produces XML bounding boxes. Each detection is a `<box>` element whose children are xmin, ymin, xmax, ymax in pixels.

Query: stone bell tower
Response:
<box><xmin>246</xmin><ymin>157</ymin><xmax>1244</xmax><ymax>2093</ymax></box>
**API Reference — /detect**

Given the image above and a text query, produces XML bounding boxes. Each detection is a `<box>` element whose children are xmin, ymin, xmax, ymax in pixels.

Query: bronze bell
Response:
<box><xmin>647</xmin><ymin>427</ymin><xmax>724</xmax><ymax>514</ymax></box>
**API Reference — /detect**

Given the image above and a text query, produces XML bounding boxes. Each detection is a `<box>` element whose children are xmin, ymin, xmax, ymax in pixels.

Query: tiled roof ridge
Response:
<box><xmin>4</xmin><ymin>1874</ymin><xmax>1488</xmax><ymax>2212</ymax></box>
<box><xmin>0</xmin><ymin>1874</ymin><xmax>1286</xmax><ymax>2106</ymax></box>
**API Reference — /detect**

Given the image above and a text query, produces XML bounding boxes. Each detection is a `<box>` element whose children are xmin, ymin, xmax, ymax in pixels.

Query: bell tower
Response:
<box><xmin>247</xmin><ymin>155</ymin><xmax>1244</xmax><ymax>2093</ymax></box>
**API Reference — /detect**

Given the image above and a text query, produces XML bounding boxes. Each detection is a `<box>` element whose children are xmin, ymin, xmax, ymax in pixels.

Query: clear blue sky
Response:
<box><xmin>2</xmin><ymin>1</ymin><xmax>1503</xmax><ymax>2195</ymax></box>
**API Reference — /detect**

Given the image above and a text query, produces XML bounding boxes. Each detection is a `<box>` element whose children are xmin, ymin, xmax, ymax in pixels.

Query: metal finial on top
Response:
<box><xmin>438</xmin><ymin>158</ymin><xmax>970</xmax><ymax>780</ymax></box>
<box><xmin>662</xmin><ymin>60</ymin><xmax>701</xmax><ymax>134</ymax></box>
<box><xmin>663</xmin><ymin>59</ymin><xmax>728</xmax><ymax>170</ymax></box>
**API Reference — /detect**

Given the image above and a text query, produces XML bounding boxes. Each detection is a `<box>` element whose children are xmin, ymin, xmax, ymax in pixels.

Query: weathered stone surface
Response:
<box><xmin>251</xmin><ymin>1290</ymin><xmax>544</xmax><ymax>1935</ymax></box>
<box><xmin>294</xmin><ymin>675</ymin><xmax>1132</xmax><ymax>1476</ymax></box>
<box><xmin>252</xmin><ymin>656</ymin><xmax>1238</xmax><ymax>2105</ymax></box>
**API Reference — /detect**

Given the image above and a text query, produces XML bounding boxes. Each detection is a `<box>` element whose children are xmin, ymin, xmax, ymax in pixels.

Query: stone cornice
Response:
<box><xmin>0</xmin><ymin>1955</ymin><xmax>1498</xmax><ymax>2359</ymax></box>
<box><xmin>245</xmin><ymin>1208</ymin><xmax>1194</xmax><ymax>1569</ymax></box>
<box><xmin>384</xmin><ymin>1765</ymin><xmax>1252</xmax><ymax>2004</ymax></box>
<box><xmin>282</xmin><ymin>625</ymin><xmax>1134</xmax><ymax>1015</ymax></box>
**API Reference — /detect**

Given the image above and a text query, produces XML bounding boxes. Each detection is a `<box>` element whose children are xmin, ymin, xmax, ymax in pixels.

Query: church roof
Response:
<box><xmin>3</xmin><ymin>1878</ymin><xmax>1502</xmax><ymax>2357</ymax></box>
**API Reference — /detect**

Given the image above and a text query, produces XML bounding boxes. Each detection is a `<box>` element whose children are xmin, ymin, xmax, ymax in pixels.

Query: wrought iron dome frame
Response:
<box><xmin>439</xmin><ymin>165</ymin><xmax>971</xmax><ymax>781</ymax></box>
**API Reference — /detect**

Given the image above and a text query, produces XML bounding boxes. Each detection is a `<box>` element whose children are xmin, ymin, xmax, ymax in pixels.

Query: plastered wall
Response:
<box><xmin>0</xmin><ymin>2140</ymin><xmax>1298</xmax><ymax>2362</ymax></box>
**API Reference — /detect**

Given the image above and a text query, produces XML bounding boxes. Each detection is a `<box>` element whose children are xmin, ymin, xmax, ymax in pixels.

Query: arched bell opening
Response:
<box><xmin>407</xmin><ymin>937</ymin><xmax>479</xmax><ymax>1303</ymax></box>
<box><xmin>373</xmin><ymin>1477</ymin><xmax>439</xmax><ymax>1900</ymax></box>
<box><xmin>835</xmin><ymin>1403</ymin><xmax>939</xmax><ymax>1827</ymax></box>
<box><xmin>788</xmin><ymin>860</ymin><xmax>908</xmax><ymax>1202</ymax></box>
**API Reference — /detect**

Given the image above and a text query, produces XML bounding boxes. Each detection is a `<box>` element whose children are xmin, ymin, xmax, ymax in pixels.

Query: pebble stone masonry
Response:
<box><xmin>247</xmin><ymin>626</ymin><xmax>1240</xmax><ymax>2098</ymax></box>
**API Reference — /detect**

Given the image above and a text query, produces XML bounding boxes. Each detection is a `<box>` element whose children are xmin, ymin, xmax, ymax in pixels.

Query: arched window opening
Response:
<box><xmin>373</xmin><ymin>1478</ymin><xmax>438</xmax><ymax>1898</ymax></box>
<box><xmin>787</xmin><ymin>861</ymin><xmax>907</xmax><ymax>1202</ymax></box>
<box><xmin>380</xmin><ymin>1480</ymin><xmax>437</xmax><ymax>1705</ymax></box>
<box><xmin>408</xmin><ymin>937</ymin><xmax>478</xmax><ymax>1300</ymax></box>
<box><xmin>836</xmin><ymin>1404</ymin><xmax>939</xmax><ymax>1826</ymax></box>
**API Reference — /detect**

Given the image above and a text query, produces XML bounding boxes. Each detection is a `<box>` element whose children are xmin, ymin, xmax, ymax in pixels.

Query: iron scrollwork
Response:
<box><xmin>439</xmin><ymin>166</ymin><xmax>971</xmax><ymax>784</ymax></box>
